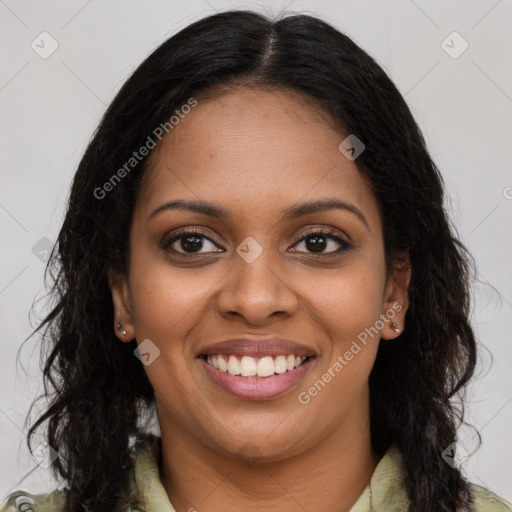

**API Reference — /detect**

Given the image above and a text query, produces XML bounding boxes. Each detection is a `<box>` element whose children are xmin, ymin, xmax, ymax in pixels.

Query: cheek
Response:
<box><xmin>125</xmin><ymin>247</ymin><xmax>218</xmax><ymax>394</ymax></box>
<box><xmin>298</xmin><ymin>253</ymin><xmax>385</xmax><ymax>398</ymax></box>
<box><xmin>308</xmin><ymin>257</ymin><xmax>386</xmax><ymax>347</ymax></box>
<box><xmin>128</xmin><ymin>252</ymin><xmax>214</xmax><ymax>343</ymax></box>
<box><xmin>126</xmin><ymin>252</ymin><xmax>215</xmax><ymax>419</ymax></box>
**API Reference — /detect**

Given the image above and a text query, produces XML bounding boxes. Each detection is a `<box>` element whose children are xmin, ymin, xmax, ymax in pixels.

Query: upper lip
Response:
<box><xmin>198</xmin><ymin>336</ymin><xmax>316</xmax><ymax>358</ymax></box>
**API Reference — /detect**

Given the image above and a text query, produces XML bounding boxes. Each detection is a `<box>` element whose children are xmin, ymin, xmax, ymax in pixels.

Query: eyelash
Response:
<box><xmin>161</xmin><ymin>227</ymin><xmax>352</xmax><ymax>258</ymax></box>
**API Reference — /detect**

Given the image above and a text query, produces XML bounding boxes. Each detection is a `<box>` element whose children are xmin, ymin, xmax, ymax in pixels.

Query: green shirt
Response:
<box><xmin>2</xmin><ymin>437</ymin><xmax>511</xmax><ymax>511</ymax></box>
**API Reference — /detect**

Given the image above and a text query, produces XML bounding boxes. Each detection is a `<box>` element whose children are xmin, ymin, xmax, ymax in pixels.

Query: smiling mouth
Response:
<box><xmin>201</xmin><ymin>354</ymin><xmax>314</xmax><ymax>378</ymax></box>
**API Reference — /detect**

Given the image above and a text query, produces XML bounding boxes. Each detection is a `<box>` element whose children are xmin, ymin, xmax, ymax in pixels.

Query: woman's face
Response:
<box><xmin>110</xmin><ymin>87</ymin><xmax>409</xmax><ymax>460</ymax></box>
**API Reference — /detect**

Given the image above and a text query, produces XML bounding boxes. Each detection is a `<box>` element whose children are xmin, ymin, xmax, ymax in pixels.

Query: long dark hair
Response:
<box><xmin>25</xmin><ymin>10</ymin><xmax>478</xmax><ymax>511</ymax></box>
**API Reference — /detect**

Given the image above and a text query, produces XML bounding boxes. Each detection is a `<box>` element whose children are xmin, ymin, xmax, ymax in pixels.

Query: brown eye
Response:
<box><xmin>291</xmin><ymin>230</ymin><xmax>351</xmax><ymax>256</ymax></box>
<box><xmin>161</xmin><ymin>230</ymin><xmax>223</xmax><ymax>255</ymax></box>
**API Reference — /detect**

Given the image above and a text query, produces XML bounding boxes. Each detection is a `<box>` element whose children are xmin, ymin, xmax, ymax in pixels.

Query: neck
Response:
<box><xmin>158</xmin><ymin>397</ymin><xmax>379</xmax><ymax>512</ymax></box>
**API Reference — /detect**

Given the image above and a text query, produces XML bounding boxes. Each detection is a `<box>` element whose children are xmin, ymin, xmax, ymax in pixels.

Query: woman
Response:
<box><xmin>1</xmin><ymin>9</ymin><xmax>510</xmax><ymax>512</ymax></box>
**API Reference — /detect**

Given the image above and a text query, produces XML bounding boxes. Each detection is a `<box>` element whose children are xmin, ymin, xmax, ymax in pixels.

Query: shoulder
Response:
<box><xmin>0</xmin><ymin>489</ymin><xmax>67</xmax><ymax>512</ymax></box>
<box><xmin>470</xmin><ymin>483</ymin><xmax>512</xmax><ymax>511</ymax></box>
<box><xmin>0</xmin><ymin>435</ymin><xmax>161</xmax><ymax>512</ymax></box>
<box><xmin>370</xmin><ymin>445</ymin><xmax>512</xmax><ymax>512</ymax></box>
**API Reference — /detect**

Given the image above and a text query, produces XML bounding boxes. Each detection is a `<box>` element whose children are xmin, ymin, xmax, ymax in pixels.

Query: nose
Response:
<box><xmin>216</xmin><ymin>250</ymin><xmax>299</xmax><ymax>325</ymax></box>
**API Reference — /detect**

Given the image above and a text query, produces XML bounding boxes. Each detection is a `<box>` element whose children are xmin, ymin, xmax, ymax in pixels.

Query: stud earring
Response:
<box><xmin>117</xmin><ymin>323</ymin><xmax>127</xmax><ymax>336</ymax></box>
<box><xmin>390</xmin><ymin>321</ymin><xmax>400</xmax><ymax>334</ymax></box>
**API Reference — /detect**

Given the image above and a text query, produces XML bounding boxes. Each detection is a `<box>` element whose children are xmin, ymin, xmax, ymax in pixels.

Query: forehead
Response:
<box><xmin>136</xmin><ymin>87</ymin><xmax>380</xmax><ymax>230</ymax></box>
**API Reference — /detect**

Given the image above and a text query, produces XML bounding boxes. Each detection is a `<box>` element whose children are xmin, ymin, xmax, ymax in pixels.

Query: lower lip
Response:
<box><xmin>200</xmin><ymin>357</ymin><xmax>314</xmax><ymax>400</ymax></box>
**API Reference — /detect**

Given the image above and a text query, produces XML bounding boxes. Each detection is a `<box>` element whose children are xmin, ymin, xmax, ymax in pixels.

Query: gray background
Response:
<box><xmin>1</xmin><ymin>0</ymin><xmax>511</xmax><ymax>502</ymax></box>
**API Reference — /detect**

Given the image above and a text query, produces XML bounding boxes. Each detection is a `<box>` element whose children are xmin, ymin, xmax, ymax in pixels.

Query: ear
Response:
<box><xmin>108</xmin><ymin>270</ymin><xmax>134</xmax><ymax>343</ymax></box>
<box><xmin>380</xmin><ymin>251</ymin><xmax>411</xmax><ymax>341</ymax></box>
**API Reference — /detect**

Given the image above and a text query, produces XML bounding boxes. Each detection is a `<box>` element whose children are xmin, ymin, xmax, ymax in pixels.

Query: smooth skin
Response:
<box><xmin>110</xmin><ymin>87</ymin><xmax>411</xmax><ymax>512</ymax></box>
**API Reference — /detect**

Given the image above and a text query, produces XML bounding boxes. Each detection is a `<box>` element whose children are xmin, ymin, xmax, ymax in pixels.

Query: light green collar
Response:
<box><xmin>2</xmin><ymin>439</ymin><xmax>509</xmax><ymax>511</ymax></box>
<box><xmin>131</xmin><ymin>436</ymin><xmax>175</xmax><ymax>512</ymax></box>
<box><xmin>2</xmin><ymin>437</ymin><xmax>510</xmax><ymax>511</ymax></box>
<box><xmin>131</xmin><ymin>437</ymin><xmax>408</xmax><ymax>512</ymax></box>
<box><xmin>350</xmin><ymin>444</ymin><xmax>409</xmax><ymax>512</ymax></box>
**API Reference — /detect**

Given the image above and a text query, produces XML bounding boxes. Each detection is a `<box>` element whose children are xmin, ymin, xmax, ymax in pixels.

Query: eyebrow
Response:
<box><xmin>148</xmin><ymin>198</ymin><xmax>368</xmax><ymax>228</ymax></box>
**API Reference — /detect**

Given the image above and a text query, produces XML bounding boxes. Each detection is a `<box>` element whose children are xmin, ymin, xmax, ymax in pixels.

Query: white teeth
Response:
<box><xmin>217</xmin><ymin>355</ymin><xmax>228</xmax><ymax>372</ymax></box>
<box><xmin>206</xmin><ymin>354</ymin><xmax>309</xmax><ymax>377</ymax></box>
<box><xmin>240</xmin><ymin>356</ymin><xmax>257</xmax><ymax>376</ymax></box>
<box><xmin>256</xmin><ymin>356</ymin><xmax>275</xmax><ymax>377</ymax></box>
<box><xmin>274</xmin><ymin>355</ymin><xmax>287</xmax><ymax>374</ymax></box>
<box><xmin>228</xmin><ymin>355</ymin><xmax>241</xmax><ymax>375</ymax></box>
